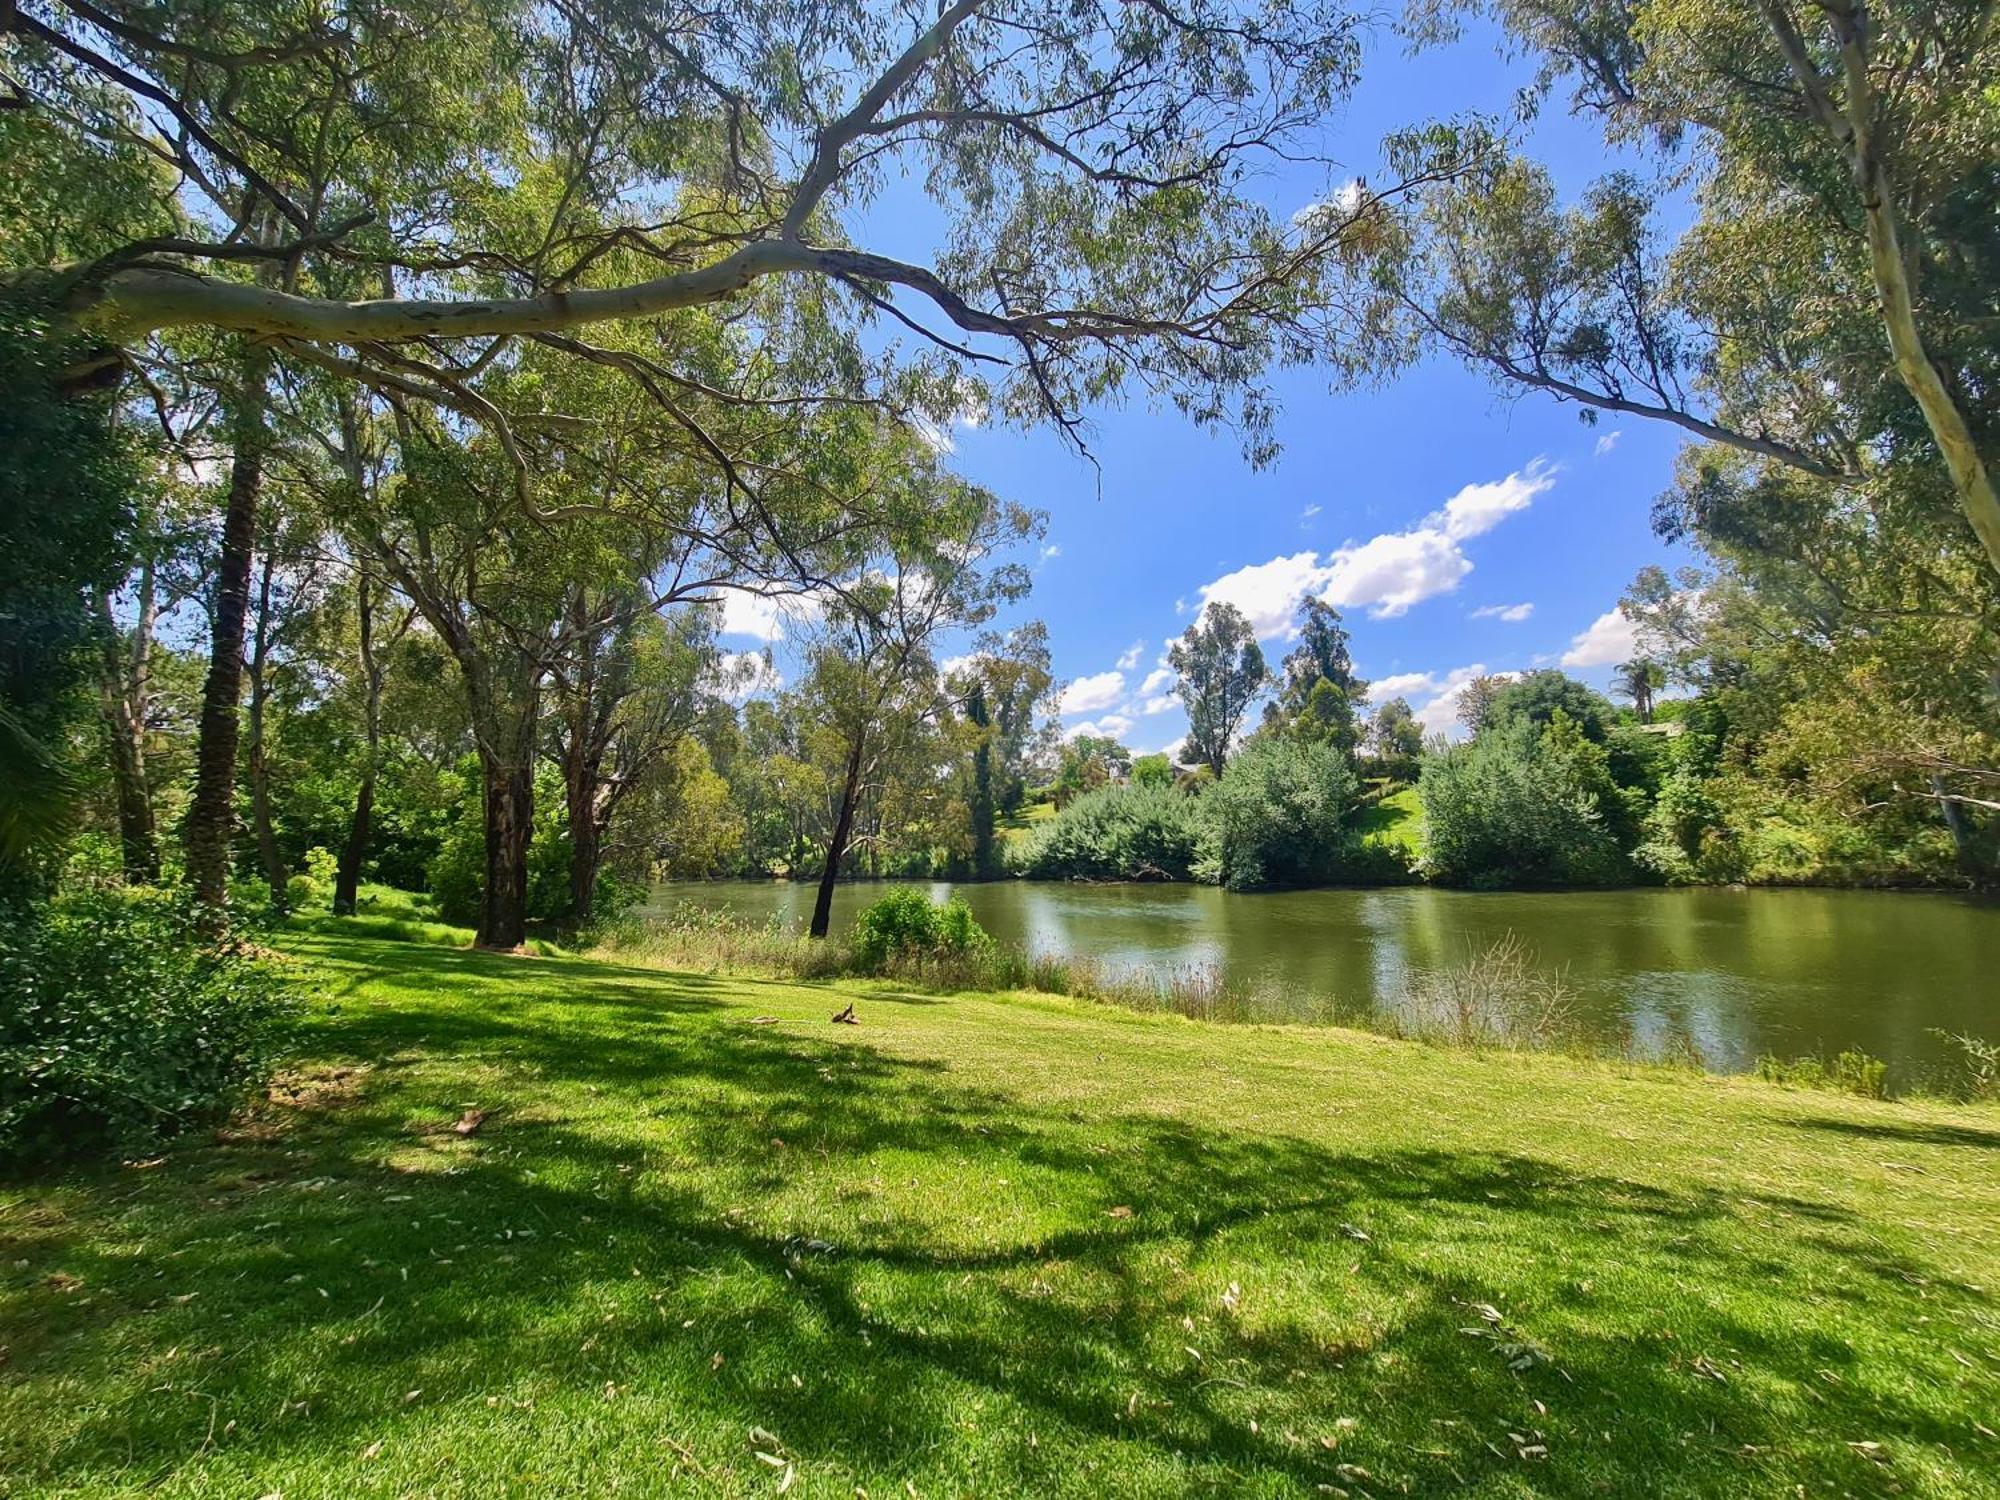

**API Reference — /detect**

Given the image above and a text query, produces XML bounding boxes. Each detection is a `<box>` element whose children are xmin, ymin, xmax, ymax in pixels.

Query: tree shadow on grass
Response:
<box><xmin>1788</xmin><ymin>1115</ymin><xmax>2000</xmax><ymax>1151</ymax></box>
<box><xmin>4</xmin><ymin>943</ymin><xmax>1993</xmax><ymax>1497</ymax></box>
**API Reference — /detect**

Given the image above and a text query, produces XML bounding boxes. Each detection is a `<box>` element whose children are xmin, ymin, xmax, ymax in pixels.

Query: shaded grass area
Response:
<box><xmin>1354</xmin><ymin>783</ymin><xmax>1424</xmax><ymax>860</ymax></box>
<box><xmin>3</xmin><ymin>935</ymin><xmax>1996</xmax><ymax>1497</ymax></box>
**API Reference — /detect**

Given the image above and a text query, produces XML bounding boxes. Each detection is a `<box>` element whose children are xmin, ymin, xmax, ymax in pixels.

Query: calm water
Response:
<box><xmin>643</xmin><ymin>880</ymin><xmax>1997</xmax><ymax>1083</ymax></box>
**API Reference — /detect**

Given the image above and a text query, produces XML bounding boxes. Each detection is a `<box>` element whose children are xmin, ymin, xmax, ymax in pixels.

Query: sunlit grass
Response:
<box><xmin>4</xmin><ymin>932</ymin><xmax>1994</xmax><ymax>1496</ymax></box>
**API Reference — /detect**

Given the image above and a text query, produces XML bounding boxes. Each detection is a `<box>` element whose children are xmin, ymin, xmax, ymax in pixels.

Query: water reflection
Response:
<box><xmin>642</xmin><ymin>880</ymin><xmax>1997</xmax><ymax>1084</ymax></box>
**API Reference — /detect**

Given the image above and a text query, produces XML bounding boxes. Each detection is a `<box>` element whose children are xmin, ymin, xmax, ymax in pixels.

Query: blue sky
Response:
<box><xmin>721</xmin><ymin>15</ymin><xmax>1695</xmax><ymax>753</ymax></box>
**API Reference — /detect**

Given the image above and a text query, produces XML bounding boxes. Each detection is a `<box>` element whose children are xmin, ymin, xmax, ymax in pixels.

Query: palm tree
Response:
<box><xmin>1612</xmin><ymin>659</ymin><xmax>1664</xmax><ymax>723</ymax></box>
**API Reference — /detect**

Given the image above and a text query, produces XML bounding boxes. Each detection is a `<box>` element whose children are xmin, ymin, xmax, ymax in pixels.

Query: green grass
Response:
<box><xmin>996</xmin><ymin>797</ymin><xmax>1058</xmax><ymax>846</ymax></box>
<box><xmin>4</xmin><ymin>934</ymin><xmax>1996</xmax><ymax>1497</ymax></box>
<box><xmin>284</xmin><ymin>884</ymin><xmax>569</xmax><ymax>956</ymax></box>
<box><xmin>1354</xmin><ymin>784</ymin><xmax>1424</xmax><ymax>858</ymax></box>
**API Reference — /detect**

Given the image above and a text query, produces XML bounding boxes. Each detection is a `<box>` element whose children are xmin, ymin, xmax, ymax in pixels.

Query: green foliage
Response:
<box><xmin>0</xmin><ymin>303</ymin><xmax>136</xmax><ymax>886</ymax></box>
<box><xmin>1754</xmin><ymin>1050</ymin><xmax>1889</xmax><ymax>1101</ymax></box>
<box><xmin>1420</xmin><ymin>720</ymin><xmax>1629</xmax><ymax>887</ymax></box>
<box><xmin>1130</xmin><ymin>753</ymin><xmax>1174</xmax><ymax>789</ymax></box>
<box><xmin>1170</xmin><ymin>602</ymin><xmax>1268</xmax><ymax>775</ymax></box>
<box><xmin>850</xmin><ymin>888</ymin><xmax>990</xmax><ymax>972</ymax></box>
<box><xmin>1009</xmin><ymin>784</ymin><xmax>1205</xmax><ymax>882</ymax></box>
<box><xmin>427</xmin><ymin>760</ymin><xmax>629</xmax><ymax>929</ymax></box>
<box><xmin>1483</xmin><ymin>670</ymin><xmax>1614</xmax><ymax>742</ymax></box>
<box><xmin>1198</xmin><ymin>738</ymin><xmax>1359</xmax><ymax>890</ymax></box>
<box><xmin>0</xmin><ymin>890</ymin><xmax>299</xmax><ymax>1168</ymax></box>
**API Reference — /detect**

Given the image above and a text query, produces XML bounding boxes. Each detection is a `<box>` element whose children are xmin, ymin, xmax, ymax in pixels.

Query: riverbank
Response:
<box><xmin>4</xmin><ymin>929</ymin><xmax>1996</xmax><ymax>1496</ymax></box>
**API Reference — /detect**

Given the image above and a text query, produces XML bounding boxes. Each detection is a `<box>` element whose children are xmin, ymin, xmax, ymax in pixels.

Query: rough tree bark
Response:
<box><xmin>478</xmin><ymin>752</ymin><xmax>534</xmax><ymax>950</ymax></box>
<box><xmin>184</xmin><ymin>344</ymin><xmax>271</xmax><ymax>915</ymax></box>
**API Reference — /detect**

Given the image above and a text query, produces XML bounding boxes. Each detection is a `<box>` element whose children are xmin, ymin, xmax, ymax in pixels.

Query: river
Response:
<box><xmin>641</xmin><ymin>880</ymin><xmax>1997</xmax><ymax>1085</ymax></box>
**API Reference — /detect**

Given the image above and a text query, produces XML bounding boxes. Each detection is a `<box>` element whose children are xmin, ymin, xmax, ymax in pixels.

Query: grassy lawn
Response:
<box><xmin>4</xmin><ymin>933</ymin><xmax>1996</xmax><ymax>1497</ymax></box>
<box><xmin>1353</xmin><ymin>784</ymin><xmax>1424</xmax><ymax>860</ymax></box>
<box><xmin>996</xmin><ymin>798</ymin><xmax>1057</xmax><ymax>848</ymax></box>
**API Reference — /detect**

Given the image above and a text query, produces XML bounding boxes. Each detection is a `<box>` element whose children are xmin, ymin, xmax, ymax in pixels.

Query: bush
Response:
<box><xmin>1420</xmin><ymin>720</ymin><xmax>1629</xmax><ymax>887</ymax></box>
<box><xmin>0</xmin><ymin>890</ymin><xmax>300</xmax><ymax>1168</ymax></box>
<box><xmin>851</xmin><ymin>888</ymin><xmax>990</xmax><ymax>972</ymax></box>
<box><xmin>1198</xmin><ymin>738</ymin><xmax>1358</xmax><ymax>890</ymax></box>
<box><xmin>1009</xmin><ymin>783</ymin><xmax>1205</xmax><ymax>881</ymax></box>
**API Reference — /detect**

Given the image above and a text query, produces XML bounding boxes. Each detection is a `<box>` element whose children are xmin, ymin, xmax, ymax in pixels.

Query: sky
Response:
<box><xmin>718</xmin><ymin>16</ymin><xmax>1693</xmax><ymax>756</ymax></box>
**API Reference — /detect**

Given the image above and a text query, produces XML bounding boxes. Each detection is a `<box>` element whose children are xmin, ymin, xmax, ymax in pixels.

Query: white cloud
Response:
<box><xmin>716</xmin><ymin>650</ymin><xmax>782</xmax><ymax>701</ymax></box>
<box><xmin>1196</xmin><ymin>550</ymin><xmax>1335</xmax><ymax>638</ymax></box>
<box><xmin>1173</xmin><ymin>597</ymin><xmax>1188</xmax><ymax>615</ymax></box>
<box><xmin>717</xmin><ymin>591</ymin><xmax>821</xmax><ymax>643</ymax></box>
<box><xmin>1438</xmin><ymin>460</ymin><xmax>1555</xmax><ymax>541</ymax></box>
<box><xmin>938</xmin><ymin>652</ymin><xmax>978</xmax><ymax>678</ymax></box>
<box><xmin>1066</xmin><ymin>714</ymin><xmax>1134</xmax><ymax>742</ymax></box>
<box><xmin>1471</xmin><ymin>602</ymin><xmax>1535</xmax><ymax>623</ymax></box>
<box><xmin>1365</xmin><ymin>670</ymin><xmax>1440</xmax><ymax>702</ymax></box>
<box><xmin>1139</xmin><ymin>665</ymin><xmax>1174</xmax><ymax>696</ymax></box>
<box><xmin>1116</xmin><ymin>639</ymin><xmax>1146</xmax><ymax>671</ymax></box>
<box><xmin>1060</xmin><ymin>669</ymin><xmax>1127</xmax><ymax>715</ymax></box>
<box><xmin>1291</xmin><ymin>179</ymin><xmax>1367</xmax><ymax>233</ymax></box>
<box><xmin>1038</xmin><ymin>543</ymin><xmax>1061</xmax><ymax>565</ymax></box>
<box><xmin>1594</xmin><ymin>429</ymin><xmax>1622</xmax><ymax>458</ymax></box>
<box><xmin>1300</xmin><ymin>503</ymin><xmax>1321</xmax><ymax>523</ymax></box>
<box><xmin>1560</xmin><ymin>608</ymin><xmax>1642</xmax><ymax>669</ymax></box>
<box><xmin>1191</xmin><ymin>460</ymin><xmax>1556</xmax><ymax>633</ymax></box>
<box><xmin>1141</xmin><ymin>694</ymin><xmax>1178</xmax><ymax>716</ymax></box>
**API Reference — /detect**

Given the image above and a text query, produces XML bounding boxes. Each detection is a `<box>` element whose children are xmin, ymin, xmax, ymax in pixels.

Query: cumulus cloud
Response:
<box><xmin>717</xmin><ymin>590</ymin><xmax>820</xmax><ymax>643</ymax></box>
<box><xmin>1196</xmin><ymin>550</ymin><xmax>1333</xmax><ymax>638</ymax></box>
<box><xmin>1141</xmin><ymin>694</ymin><xmax>1178</xmax><ymax>716</ymax></box>
<box><xmin>1066</xmin><ymin>714</ymin><xmax>1135</xmax><ymax>742</ymax></box>
<box><xmin>1594</xmin><ymin>429</ymin><xmax>1622</xmax><ymax>458</ymax></box>
<box><xmin>1560</xmin><ymin>607</ymin><xmax>1642</xmax><ymax>668</ymax></box>
<box><xmin>1038</xmin><ymin>543</ymin><xmax>1062</xmax><ymax>565</ymax></box>
<box><xmin>938</xmin><ymin>652</ymin><xmax>978</xmax><ymax>678</ymax></box>
<box><xmin>1471</xmin><ymin>602</ymin><xmax>1535</xmax><ymax>623</ymax></box>
<box><xmin>1365</xmin><ymin>670</ymin><xmax>1441</xmax><ymax>702</ymax></box>
<box><xmin>1139</xmin><ymin>665</ymin><xmax>1175</xmax><ymax>696</ymax></box>
<box><xmin>1191</xmin><ymin>460</ymin><xmax>1556</xmax><ymax>634</ymax></box>
<box><xmin>1060</xmin><ymin>669</ymin><xmax>1127</xmax><ymax>715</ymax></box>
<box><xmin>1116</xmin><ymin>640</ymin><xmax>1146</xmax><ymax>671</ymax></box>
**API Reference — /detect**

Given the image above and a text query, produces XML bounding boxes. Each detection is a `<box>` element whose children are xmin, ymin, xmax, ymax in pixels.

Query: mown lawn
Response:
<box><xmin>3</xmin><ymin>932</ymin><xmax>1996</xmax><ymax>1497</ymax></box>
<box><xmin>1353</xmin><ymin>784</ymin><xmax>1424</xmax><ymax>860</ymax></box>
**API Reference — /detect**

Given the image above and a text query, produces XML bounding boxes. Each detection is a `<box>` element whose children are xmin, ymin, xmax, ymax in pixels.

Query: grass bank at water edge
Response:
<box><xmin>3</xmin><ymin>931</ymin><xmax>1996</xmax><ymax>1497</ymax></box>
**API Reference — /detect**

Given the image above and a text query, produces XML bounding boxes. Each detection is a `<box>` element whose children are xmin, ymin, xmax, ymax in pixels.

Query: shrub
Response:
<box><xmin>1420</xmin><ymin>720</ymin><xmax>1628</xmax><ymax>887</ymax></box>
<box><xmin>1009</xmin><ymin>783</ymin><xmax>1205</xmax><ymax>881</ymax></box>
<box><xmin>851</xmin><ymin>888</ymin><xmax>990</xmax><ymax>972</ymax></box>
<box><xmin>0</xmin><ymin>890</ymin><xmax>300</xmax><ymax>1168</ymax></box>
<box><xmin>1198</xmin><ymin>737</ymin><xmax>1358</xmax><ymax>890</ymax></box>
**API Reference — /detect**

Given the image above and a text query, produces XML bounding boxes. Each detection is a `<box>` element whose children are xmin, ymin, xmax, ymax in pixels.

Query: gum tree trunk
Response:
<box><xmin>185</xmin><ymin>346</ymin><xmax>271</xmax><ymax>916</ymax></box>
<box><xmin>809</xmin><ymin>731</ymin><xmax>866</xmax><ymax>939</ymax></box>
<box><xmin>478</xmin><ymin>752</ymin><xmax>534</xmax><ymax>949</ymax></box>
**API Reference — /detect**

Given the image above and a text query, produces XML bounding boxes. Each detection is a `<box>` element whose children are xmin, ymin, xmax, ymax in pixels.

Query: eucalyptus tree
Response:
<box><xmin>799</xmin><ymin>484</ymin><xmax>1040</xmax><ymax>937</ymax></box>
<box><xmin>1170</xmin><ymin>600</ymin><xmax>1268</xmax><ymax>777</ymax></box>
<box><xmin>548</xmin><ymin>598</ymin><xmax>722</xmax><ymax>925</ymax></box>
<box><xmin>945</xmin><ymin>622</ymin><xmax>1056</xmax><ymax>873</ymax></box>
<box><xmin>1263</xmin><ymin>596</ymin><xmax>1363</xmax><ymax>753</ymax></box>
<box><xmin>1346</xmin><ymin>0</ymin><xmax>1999</xmax><ymax>574</ymax></box>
